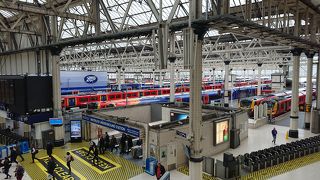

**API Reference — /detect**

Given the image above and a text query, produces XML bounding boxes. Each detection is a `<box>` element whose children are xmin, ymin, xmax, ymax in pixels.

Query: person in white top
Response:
<box><xmin>65</xmin><ymin>152</ymin><xmax>74</xmax><ymax>174</ymax></box>
<box><xmin>31</xmin><ymin>144</ymin><xmax>39</xmax><ymax>163</ymax></box>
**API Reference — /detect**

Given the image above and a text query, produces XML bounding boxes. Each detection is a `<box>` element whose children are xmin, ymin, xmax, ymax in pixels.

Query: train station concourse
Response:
<box><xmin>0</xmin><ymin>0</ymin><xmax>320</xmax><ymax>180</ymax></box>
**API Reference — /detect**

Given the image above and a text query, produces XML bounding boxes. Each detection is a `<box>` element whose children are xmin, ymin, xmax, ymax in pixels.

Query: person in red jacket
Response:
<box><xmin>154</xmin><ymin>162</ymin><xmax>166</xmax><ymax>180</ymax></box>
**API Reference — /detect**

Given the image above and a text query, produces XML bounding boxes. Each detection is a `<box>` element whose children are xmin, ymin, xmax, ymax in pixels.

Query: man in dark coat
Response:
<box><xmin>46</xmin><ymin>142</ymin><xmax>53</xmax><ymax>157</ymax></box>
<box><xmin>47</xmin><ymin>156</ymin><xmax>56</xmax><ymax>180</ymax></box>
<box><xmin>10</xmin><ymin>147</ymin><xmax>18</xmax><ymax>164</ymax></box>
<box><xmin>154</xmin><ymin>162</ymin><xmax>166</xmax><ymax>180</ymax></box>
<box><xmin>104</xmin><ymin>132</ymin><xmax>110</xmax><ymax>150</ymax></box>
<box><xmin>99</xmin><ymin>136</ymin><xmax>105</xmax><ymax>154</ymax></box>
<box><xmin>120</xmin><ymin>133</ymin><xmax>127</xmax><ymax>154</ymax></box>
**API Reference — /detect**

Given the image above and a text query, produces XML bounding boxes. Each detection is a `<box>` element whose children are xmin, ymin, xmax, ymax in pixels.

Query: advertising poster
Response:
<box><xmin>159</xmin><ymin>146</ymin><xmax>167</xmax><ymax>163</ymax></box>
<box><xmin>215</xmin><ymin>120</ymin><xmax>229</xmax><ymax>145</ymax></box>
<box><xmin>70</xmin><ymin>120</ymin><xmax>82</xmax><ymax>139</ymax></box>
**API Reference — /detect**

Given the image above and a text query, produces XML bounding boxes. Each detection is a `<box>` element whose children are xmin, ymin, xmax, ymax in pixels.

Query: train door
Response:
<box><xmin>68</xmin><ymin>98</ymin><xmax>76</xmax><ymax>107</ymax></box>
<box><xmin>202</xmin><ymin>95</ymin><xmax>209</xmax><ymax>104</ymax></box>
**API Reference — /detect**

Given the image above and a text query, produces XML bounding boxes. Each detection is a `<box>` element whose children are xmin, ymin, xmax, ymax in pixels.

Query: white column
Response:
<box><xmin>317</xmin><ymin>53</ymin><xmax>320</xmax><ymax>109</ymax></box>
<box><xmin>289</xmin><ymin>49</ymin><xmax>302</xmax><ymax>138</ymax></box>
<box><xmin>305</xmin><ymin>52</ymin><xmax>314</xmax><ymax>129</ymax></box>
<box><xmin>252</xmin><ymin>69</ymin><xmax>256</xmax><ymax>81</ymax></box>
<box><xmin>170</xmin><ymin>62</ymin><xmax>175</xmax><ymax>103</ymax></box>
<box><xmin>122</xmin><ymin>68</ymin><xmax>125</xmax><ymax>84</ymax></box>
<box><xmin>257</xmin><ymin>63</ymin><xmax>262</xmax><ymax>95</ymax></box>
<box><xmin>224</xmin><ymin>61</ymin><xmax>230</xmax><ymax>107</ymax></box>
<box><xmin>159</xmin><ymin>70</ymin><xmax>163</xmax><ymax>87</ymax></box>
<box><xmin>212</xmin><ymin>68</ymin><xmax>215</xmax><ymax>84</ymax></box>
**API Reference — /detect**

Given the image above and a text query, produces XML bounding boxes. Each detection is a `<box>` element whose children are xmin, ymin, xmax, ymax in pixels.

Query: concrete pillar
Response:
<box><xmin>212</xmin><ymin>68</ymin><xmax>215</xmax><ymax>84</ymax></box>
<box><xmin>289</xmin><ymin>48</ymin><xmax>303</xmax><ymax>138</ymax></box>
<box><xmin>152</xmin><ymin>69</ymin><xmax>155</xmax><ymax>84</ymax></box>
<box><xmin>169</xmin><ymin>61</ymin><xmax>175</xmax><ymax>103</ymax></box>
<box><xmin>305</xmin><ymin>52</ymin><xmax>315</xmax><ymax>129</ymax></box>
<box><xmin>122</xmin><ymin>67</ymin><xmax>125</xmax><ymax>84</ymax></box>
<box><xmin>51</xmin><ymin>49</ymin><xmax>64</xmax><ymax>145</ymax></box>
<box><xmin>224</xmin><ymin>60</ymin><xmax>231</xmax><ymax>107</ymax></box>
<box><xmin>243</xmin><ymin>69</ymin><xmax>246</xmax><ymax>79</ymax></box>
<box><xmin>257</xmin><ymin>63</ymin><xmax>262</xmax><ymax>95</ymax></box>
<box><xmin>117</xmin><ymin>66</ymin><xmax>121</xmax><ymax>90</ymax></box>
<box><xmin>317</xmin><ymin>53</ymin><xmax>320</xmax><ymax>109</ymax></box>
<box><xmin>252</xmin><ymin>69</ymin><xmax>256</xmax><ymax>82</ymax></box>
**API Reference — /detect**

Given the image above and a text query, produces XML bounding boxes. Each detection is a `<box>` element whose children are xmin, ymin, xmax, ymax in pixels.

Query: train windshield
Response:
<box><xmin>266</xmin><ymin>101</ymin><xmax>275</xmax><ymax>109</ymax></box>
<box><xmin>240</xmin><ymin>99</ymin><xmax>252</xmax><ymax>108</ymax></box>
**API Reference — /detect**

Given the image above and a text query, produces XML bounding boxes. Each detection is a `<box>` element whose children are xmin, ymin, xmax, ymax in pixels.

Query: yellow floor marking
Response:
<box><xmin>70</xmin><ymin>147</ymin><xmax>121</xmax><ymax>174</ymax></box>
<box><xmin>35</xmin><ymin>154</ymin><xmax>87</xmax><ymax>180</ymax></box>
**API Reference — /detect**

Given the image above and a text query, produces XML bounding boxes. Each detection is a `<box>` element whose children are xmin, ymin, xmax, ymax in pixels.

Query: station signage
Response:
<box><xmin>82</xmin><ymin>114</ymin><xmax>140</xmax><ymax>138</ymax></box>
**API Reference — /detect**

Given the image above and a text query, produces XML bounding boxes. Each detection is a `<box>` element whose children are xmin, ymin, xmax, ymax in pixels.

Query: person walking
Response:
<box><xmin>99</xmin><ymin>136</ymin><xmax>105</xmax><ymax>154</ymax></box>
<box><xmin>65</xmin><ymin>152</ymin><xmax>74</xmax><ymax>174</ymax></box>
<box><xmin>15</xmin><ymin>141</ymin><xmax>24</xmax><ymax>161</ymax></box>
<box><xmin>92</xmin><ymin>145</ymin><xmax>99</xmax><ymax>165</ymax></box>
<box><xmin>10</xmin><ymin>147</ymin><xmax>18</xmax><ymax>164</ymax></box>
<box><xmin>31</xmin><ymin>145</ymin><xmax>39</xmax><ymax>163</ymax></box>
<box><xmin>110</xmin><ymin>135</ymin><xmax>117</xmax><ymax>153</ymax></box>
<box><xmin>272</xmin><ymin>127</ymin><xmax>278</xmax><ymax>144</ymax></box>
<box><xmin>154</xmin><ymin>162</ymin><xmax>166</xmax><ymax>180</ymax></box>
<box><xmin>47</xmin><ymin>156</ymin><xmax>56</xmax><ymax>180</ymax></box>
<box><xmin>86</xmin><ymin>139</ymin><xmax>95</xmax><ymax>156</ymax></box>
<box><xmin>46</xmin><ymin>142</ymin><xmax>53</xmax><ymax>157</ymax></box>
<box><xmin>2</xmin><ymin>157</ymin><xmax>12</xmax><ymax>179</ymax></box>
<box><xmin>104</xmin><ymin>132</ymin><xmax>110</xmax><ymax>151</ymax></box>
<box><xmin>15</xmin><ymin>164</ymin><xmax>25</xmax><ymax>180</ymax></box>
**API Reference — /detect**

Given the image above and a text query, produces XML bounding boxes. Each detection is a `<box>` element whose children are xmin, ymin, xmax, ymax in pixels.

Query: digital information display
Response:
<box><xmin>170</xmin><ymin>111</ymin><xmax>188</xmax><ymax>122</ymax></box>
<box><xmin>70</xmin><ymin>120</ymin><xmax>82</xmax><ymax>142</ymax></box>
<box><xmin>214</xmin><ymin>120</ymin><xmax>229</xmax><ymax>145</ymax></box>
<box><xmin>49</xmin><ymin>118</ymin><xmax>63</xmax><ymax>125</ymax></box>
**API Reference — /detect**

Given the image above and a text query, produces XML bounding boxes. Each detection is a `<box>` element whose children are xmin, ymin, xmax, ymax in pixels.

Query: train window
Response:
<box><xmin>127</xmin><ymin>94</ymin><xmax>131</xmax><ymax>97</ymax></box>
<box><xmin>116</xmin><ymin>95</ymin><xmax>121</xmax><ymax>99</ymax></box>
<box><xmin>79</xmin><ymin>98</ymin><xmax>88</xmax><ymax>103</ymax></box>
<box><xmin>109</xmin><ymin>95</ymin><xmax>115</xmax><ymax>99</ymax></box>
<box><xmin>240</xmin><ymin>100</ymin><xmax>251</xmax><ymax>108</ymax></box>
<box><xmin>90</xmin><ymin>96</ymin><xmax>98</xmax><ymax>101</ymax></box>
<box><xmin>68</xmin><ymin>98</ymin><xmax>75</xmax><ymax>106</ymax></box>
<box><xmin>151</xmin><ymin>91</ymin><xmax>156</xmax><ymax>95</ymax></box>
<box><xmin>101</xmin><ymin>95</ymin><xmax>106</xmax><ymax>101</ymax></box>
<box><xmin>145</xmin><ymin>92</ymin><xmax>150</xmax><ymax>96</ymax></box>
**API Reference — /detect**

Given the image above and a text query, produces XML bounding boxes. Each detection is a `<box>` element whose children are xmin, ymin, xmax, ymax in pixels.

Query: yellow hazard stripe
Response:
<box><xmin>35</xmin><ymin>154</ymin><xmax>87</xmax><ymax>180</ymax></box>
<box><xmin>70</xmin><ymin>147</ymin><xmax>121</xmax><ymax>174</ymax></box>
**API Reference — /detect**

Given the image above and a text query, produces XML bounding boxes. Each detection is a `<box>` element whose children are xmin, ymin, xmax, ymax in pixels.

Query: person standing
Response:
<box><xmin>31</xmin><ymin>145</ymin><xmax>39</xmax><ymax>163</ymax></box>
<box><xmin>272</xmin><ymin>127</ymin><xmax>278</xmax><ymax>144</ymax></box>
<box><xmin>15</xmin><ymin>164</ymin><xmax>25</xmax><ymax>180</ymax></box>
<box><xmin>46</xmin><ymin>142</ymin><xmax>54</xmax><ymax>157</ymax></box>
<box><xmin>10</xmin><ymin>147</ymin><xmax>18</xmax><ymax>164</ymax></box>
<box><xmin>127</xmin><ymin>135</ymin><xmax>133</xmax><ymax>154</ymax></box>
<box><xmin>3</xmin><ymin>157</ymin><xmax>12</xmax><ymax>179</ymax></box>
<box><xmin>154</xmin><ymin>162</ymin><xmax>166</xmax><ymax>180</ymax></box>
<box><xmin>92</xmin><ymin>145</ymin><xmax>99</xmax><ymax>165</ymax></box>
<box><xmin>65</xmin><ymin>152</ymin><xmax>74</xmax><ymax>174</ymax></box>
<box><xmin>47</xmin><ymin>156</ymin><xmax>56</xmax><ymax>180</ymax></box>
<box><xmin>99</xmin><ymin>136</ymin><xmax>105</xmax><ymax>154</ymax></box>
<box><xmin>110</xmin><ymin>135</ymin><xmax>117</xmax><ymax>153</ymax></box>
<box><xmin>15</xmin><ymin>141</ymin><xmax>24</xmax><ymax>161</ymax></box>
<box><xmin>120</xmin><ymin>133</ymin><xmax>127</xmax><ymax>154</ymax></box>
<box><xmin>104</xmin><ymin>132</ymin><xmax>110</xmax><ymax>151</ymax></box>
<box><xmin>86</xmin><ymin>139</ymin><xmax>95</xmax><ymax>156</ymax></box>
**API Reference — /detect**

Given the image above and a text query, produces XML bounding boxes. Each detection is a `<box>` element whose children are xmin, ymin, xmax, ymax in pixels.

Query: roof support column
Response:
<box><xmin>188</xmin><ymin>0</ymin><xmax>206</xmax><ymax>179</ymax></box>
<box><xmin>224</xmin><ymin>60</ymin><xmax>231</xmax><ymax>107</ymax></box>
<box><xmin>257</xmin><ymin>63</ymin><xmax>262</xmax><ymax>96</ymax></box>
<box><xmin>212</xmin><ymin>68</ymin><xmax>215</xmax><ymax>84</ymax></box>
<box><xmin>311</xmin><ymin>50</ymin><xmax>320</xmax><ymax>134</ymax></box>
<box><xmin>317</xmin><ymin>52</ymin><xmax>320</xmax><ymax>109</ymax></box>
<box><xmin>289</xmin><ymin>48</ymin><xmax>303</xmax><ymax>138</ymax></box>
<box><xmin>305</xmin><ymin>52</ymin><xmax>314</xmax><ymax>129</ymax></box>
<box><xmin>169</xmin><ymin>59</ymin><xmax>175</xmax><ymax>103</ymax></box>
<box><xmin>117</xmin><ymin>66</ymin><xmax>122</xmax><ymax>90</ymax></box>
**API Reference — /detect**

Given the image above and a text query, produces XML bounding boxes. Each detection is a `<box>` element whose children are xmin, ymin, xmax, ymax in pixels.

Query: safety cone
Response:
<box><xmin>285</xmin><ymin>131</ymin><xmax>289</xmax><ymax>140</ymax></box>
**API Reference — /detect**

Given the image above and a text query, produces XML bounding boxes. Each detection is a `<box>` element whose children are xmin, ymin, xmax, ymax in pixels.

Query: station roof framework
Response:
<box><xmin>0</xmin><ymin>0</ymin><xmax>319</xmax><ymax>71</ymax></box>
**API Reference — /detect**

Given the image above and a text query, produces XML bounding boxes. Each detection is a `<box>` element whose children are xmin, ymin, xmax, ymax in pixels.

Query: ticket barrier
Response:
<box><xmin>0</xmin><ymin>141</ymin><xmax>29</xmax><ymax>159</ymax></box>
<box><xmin>242</xmin><ymin>135</ymin><xmax>320</xmax><ymax>172</ymax></box>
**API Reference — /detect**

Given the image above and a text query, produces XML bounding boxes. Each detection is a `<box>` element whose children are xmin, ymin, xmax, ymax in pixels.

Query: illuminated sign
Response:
<box><xmin>170</xmin><ymin>111</ymin><xmax>188</xmax><ymax>122</ymax></box>
<box><xmin>49</xmin><ymin>118</ymin><xmax>63</xmax><ymax>125</ymax></box>
<box><xmin>82</xmin><ymin>114</ymin><xmax>140</xmax><ymax>138</ymax></box>
<box><xmin>70</xmin><ymin>120</ymin><xmax>81</xmax><ymax>138</ymax></box>
<box><xmin>84</xmin><ymin>75</ymin><xmax>98</xmax><ymax>84</ymax></box>
<box><xmin>71</xmin><ymin>147</ymin><xmax>120</xmax><ymax>174</ymax></box>
<box><xmin>36</xmin><ymin>155</ymin><xmax>85</xmax><ymax>180</ymax></box>
<box><xmin>214</xmin><ymin>120</ymin><xmax>229</xmax><ymax>145</ymax></box>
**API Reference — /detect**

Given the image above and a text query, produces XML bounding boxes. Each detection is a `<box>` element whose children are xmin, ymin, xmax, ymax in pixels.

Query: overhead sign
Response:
<box><xmin>84</xmin><ymin>75</ymin><xmax>98</xmax><ymax>84</ymax></box>
<box><xmin>82</xmin><ymin>114</ymin><xmax>140</xmax><ymax>138</ymax></box>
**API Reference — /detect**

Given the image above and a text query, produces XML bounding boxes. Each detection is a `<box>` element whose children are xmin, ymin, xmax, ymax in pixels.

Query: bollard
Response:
<box><xmin>285</xmin><ymin>131</ymin><xmax>289</xmax><ymax>140</ymax></box>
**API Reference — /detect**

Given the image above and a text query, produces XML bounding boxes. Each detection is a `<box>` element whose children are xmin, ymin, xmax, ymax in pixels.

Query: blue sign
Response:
<box><xmin>176</xmin><ymin>130</ymin><xmax>187</xmax><ymax>138</ymax></box>
<box><xmin>49</xmin><ymin>118</ymin><xmax>63</xmax><ymax>125</ymax></box>
<box><xmin>82</xmin><ymin>114</ymin><xmax>140</xmax><ymax>138</ymax></box>
<box><xmin>84</xmin><ymin>75</ymin><xmax>98</xmax><ymax>84</ymax></box>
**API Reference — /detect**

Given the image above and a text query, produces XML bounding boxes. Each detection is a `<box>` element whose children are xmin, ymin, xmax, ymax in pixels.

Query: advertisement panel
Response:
<box><xmin>214</xmin><ymin>120</ymin><xmax>229</xmax><ymax>145</ymax></box>
<box><xmin>70</xmin><ymin>120</ymin><xmax>82</xmax><ymax>142</ymax></box>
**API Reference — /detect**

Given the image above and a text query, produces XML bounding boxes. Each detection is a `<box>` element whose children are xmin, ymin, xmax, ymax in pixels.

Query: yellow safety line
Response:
<box><xmin>70</xmin><ymin>147</ymin><xmax>121</xmax><ymax>174</ymax></box>
<box><xmin>35</xmin><ymin>154</ymin><xmax>87</xmax><ymax>180</ymax></box>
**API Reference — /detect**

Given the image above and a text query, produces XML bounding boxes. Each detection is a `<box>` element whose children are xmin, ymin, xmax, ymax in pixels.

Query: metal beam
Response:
<box><xmin>167</xmin><ymin>0</ymin><xmax>180</xmax><ymax>24</ymax></box>
<box><xmin>145</xmin><ymin>0</ymin><xmax>160</xmax><ymax>21</ymax></box>
<box><xmin>0</xmin><ymin>28</ymin><xmax>38</xmax><ymax>35</ymax></box>
<box><xmin>0</xmin><ymin>1</ymin><xmax>93</xmax><ymax>22</ymax></box>
<box><xmin>120</xmin><ymin>0</ymin><xmax>133</xmax><ymax>31</ymax></box>
<box><xmin>100</xmin><ymin>0</ymin><xmax>118</xmax><ymax>33</ymax></box>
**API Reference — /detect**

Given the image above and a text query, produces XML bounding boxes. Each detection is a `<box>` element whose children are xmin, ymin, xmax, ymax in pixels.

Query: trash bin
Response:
<box><xmin>145</xmin><ymin>157</ymin><xmax>158</xmax><ymax>176</ymax></box>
